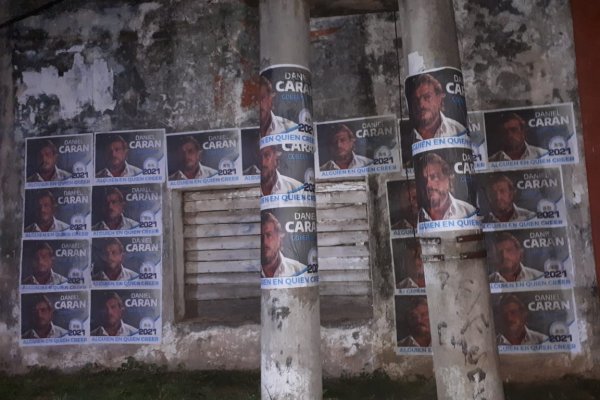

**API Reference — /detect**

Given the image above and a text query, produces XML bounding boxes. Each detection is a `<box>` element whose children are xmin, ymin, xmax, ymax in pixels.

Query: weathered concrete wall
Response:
<box><xmin>0</xmin><ymin>0</ymin><xmax>598</xmax><ymax>381</ymax></box>
<box><xmin>454</xmin><ymin>0</ymin><xmax>600</xmax><ymax>381</ymax></box>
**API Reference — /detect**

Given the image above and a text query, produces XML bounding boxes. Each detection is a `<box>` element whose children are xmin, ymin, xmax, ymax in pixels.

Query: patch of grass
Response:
<box><xmin>1</xmin><ymin>361</ymin><xmax>599</xmax><ymax>400</ymax></box>
<box><xmin>323</xmin><ymin>371</ymin><xmax>435</xmax><ymax>400</ymax></box>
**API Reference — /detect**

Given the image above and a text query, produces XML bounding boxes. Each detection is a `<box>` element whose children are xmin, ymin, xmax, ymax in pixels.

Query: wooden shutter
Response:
<box><xmin>182</xmin><ymin>181</ymin><xmax>373</xmax><ymax>324</ymax></box>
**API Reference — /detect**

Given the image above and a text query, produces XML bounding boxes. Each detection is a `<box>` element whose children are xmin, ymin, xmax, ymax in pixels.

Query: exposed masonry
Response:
<box><xmin>0</xmin><ymin>0</ymin><xmax>598</xmax><ymax>380</ymax></box>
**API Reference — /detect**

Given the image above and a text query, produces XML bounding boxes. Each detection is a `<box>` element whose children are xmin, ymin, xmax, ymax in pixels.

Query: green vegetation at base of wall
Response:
<box><xmin>1</xmin><ymin>358</ymin><xmax>599</xmax><ymax>400</ymax></box>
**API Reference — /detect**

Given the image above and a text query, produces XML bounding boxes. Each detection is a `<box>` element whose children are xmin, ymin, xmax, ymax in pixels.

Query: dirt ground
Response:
<box><xmin>1</xmin><ymin>359</ymin><xmax>599</xmax><ymax>400</ymax></box>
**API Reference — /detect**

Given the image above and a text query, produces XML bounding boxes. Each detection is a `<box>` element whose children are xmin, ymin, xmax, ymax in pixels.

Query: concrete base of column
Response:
<box><xmin>261</xmin><ymin>288</ymin><xmax>322</xmax><ymax>400</ymax></box>
<box><xmin>422</xmin><ymin>232</ymin><xmax>504</xmax><ymax>400</ymax></box>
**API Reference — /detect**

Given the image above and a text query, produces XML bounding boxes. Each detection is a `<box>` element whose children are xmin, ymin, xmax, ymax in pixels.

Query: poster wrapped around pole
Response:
<box><xmin>258</xmin><ymin>6</ymin><xmax>322</xmax><ymax>395</ymax></box>
<box><xmin>259</xmin><ymin>64</ymin><xmax>318</xmax><ymax>290</ymax></box>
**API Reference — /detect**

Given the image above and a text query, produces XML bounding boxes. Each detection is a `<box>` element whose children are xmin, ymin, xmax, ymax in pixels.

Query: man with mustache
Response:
<box><xmin>27</xmin><ymin>140</ymin><xmax>71</xmax><ymax>182</ymax></box>
<box><xmin>319</xmin><ymin>124</ymin><xmax>372</xmax><ymax>171</ymax></box>
<box><xmin>259</xmin><ymin>76</ymin><xmax>297</xmax><ymax>137</ymax></box>
<box><xmin>419</xmin><ymin>153</ymin><xmax>476</xmax><ymax>222</ymax></box>
<box><xmin>260</xmin><ymin>145</ymin><xmax>303</xmax><ymax>196</ymax></box>
<box><xmin>261</xmin><ymin>212</ymin><xmax>306</xmax><ymax>278</ymax></box>
<box><xmin>497</xmin><ymin>294</ymin><xmax>547</xmax><ymax>345</ymax></box>
<box><xmin>22</xmin><ymin>295</ymin><xmax>68</xmax><ymax>339</ymax></box>
<box><xmin>22</xmin><ymin>242</ymin><xmax>68</xmax><ymax>285</ymax></box>
<box><xmin>396</xmin><ymin>240</ymin><xmax>425</xmax><ymax>289</ymax></box>
<box><xmin>93</xmin><ymin>238</ymin><xmax>139</xmax><ymax>281</ymax></box>
<box><xmin>489</xmin><ymin>113</ymin><xmax>545</xmax><ymax>162</ymax></box>
<box><xmin>92</xmin><ymin>187</ymin><xmax>139</xmax><ymax>231</ymax></box>
<box><xmin>391</xmin><ymin>180</ymin><xmax>419</xmax><ymax>230</ymax></box>
<box><xmin>410</xmin><ymin>73</ymin><xmax>466</xmax><ymax>140</ymax></box>
<box><xmin>483</xmin><ymin>174</ymin><xmax>536</xmax><ymax>223</ymax></box>
<box><xmin>96</xmin><ymin>134</ymin><xmax>142</xmax><ymax>178</ymax></box>
<box><xmin>398</xmin><ymin>297</ymin><xmax>431</xmax><ymax>347</ymax></box>
<box><xmin>91</xmin><ymin>292</ymin><xmax>138</xmax><ymax>337</ymax></box>
<box><xmin>488</xmin><ymin>233</ymin><xmax>543</xmax><ymax>283</ymax></box>
<box><xmin>169</xmin><ymin>136</ymin><xmax>218</xmax><ymax>180</ymax></box>
<box><xmin>24</xmin><ymin>191</ymin><xmax>70</xmax><ymax>232</ymax></box>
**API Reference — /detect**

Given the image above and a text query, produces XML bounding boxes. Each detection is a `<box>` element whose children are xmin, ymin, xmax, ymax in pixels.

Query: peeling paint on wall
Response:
<box><xmin>0</xmin><ymin>0</ymin><xmax>598</xmax><ymax>380</ymax></box>
<box><xmin>18</xmin><ymin>53</ymin><xmax>115</xmax><ymax>120</ymax></box>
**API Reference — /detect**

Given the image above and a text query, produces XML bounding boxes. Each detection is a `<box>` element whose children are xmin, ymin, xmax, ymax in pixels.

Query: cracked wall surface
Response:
<box><xmin>0</xmin><ymin>0</ymin><xmax>598</xmax><ymax>380</ymax></box>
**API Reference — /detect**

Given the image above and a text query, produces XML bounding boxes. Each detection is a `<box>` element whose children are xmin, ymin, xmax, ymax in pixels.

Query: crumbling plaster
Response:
<box><xmin>0</xmin><ymin>0</ymin><xmax>597</xmax><ymax>380</ymax></box>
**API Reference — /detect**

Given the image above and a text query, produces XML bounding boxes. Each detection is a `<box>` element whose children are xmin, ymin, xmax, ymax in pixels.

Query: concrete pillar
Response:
<box><xmin>259</xmin><ymin>1</ymin><xmax>322</xmax><ymax>399</ymax></box>
<box><xmin>397</xmin><ymin>1</ymin><xmax>505</xmax><ymax>399</ymax></box>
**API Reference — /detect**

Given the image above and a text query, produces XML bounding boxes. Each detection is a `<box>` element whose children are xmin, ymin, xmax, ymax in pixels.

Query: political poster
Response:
<box><xmin>468</xmin><ymin>111</ymin><xmax>487</xmax><ymax>171</ymax></box>
<box><xmin>90</xmin><ymin>289</ymin><xmax>161</xmax><ymax>344</ymax></box>
<box><xmin>94</xmin><ymin>129</ymin><xmax>165</xmax><ymax>185</ymax></box>
<box><xmin>258</xmin><ymin>64</ymin><xmax>313</xmax><ymax>143</ymax></box>
<box><xmin>21</xmin><ymin>291</ymin><xmax>89</xmax><ymax>346</ymax></box>
<box><xmin>25</xmin><ymin>134</ymin><xmax>93</xmax><ymax>188</ymax></box>
<box><xmin>392</xmin><ymin>238</ymin><xmax>425</xmax><ymax>295</ymax></box>
<box><xmin>166</xmin><ymin>129</ymin><xmax>242</xmax><ymax>188</ymax></box>
<box><xmin>260</xmin><ymin>207</ymin><xmax>319</xmax><ymax>289</ymax></box>
<box><xmin>21</xmin><ymin>239</ymin><xmax>89</xmax><ymax>291</ymax></box>
<box><xmin>412</xmin><ymin>138</ymin><xmax>480</xmax><ymax>234</ymax></box>
<box><xmin>258</xmin><ymin>141</ymin><xmax>315</xmax><ymax>202</ymax></box>
<box><xmin>485</xmin><ymin>103</ymin><xmax>577</xmax><ymax>169</ymax></box>
<box><xmin>315</xmin><ymin>115</ymin><xmax>400</xmax><ymax>179</ymax></box>
<box><xmin>395</xmin><ymin>295</ymin><xmax>432</xmax><ymax>355</ymax></box>
<box><xmin>477</xmin><ymin>168</ymin><xmax>567</xmax><ymax>231</ymax></box>
<box><xmin>91</xmin><ymin>184</ymin><xmax>162</xmax><ymax>237</ymax></box>
<box><xmin>404</xmin><ymin>67</ymin><xmax>469</xmax><ymax>141</ymax></box>
<box><xmin>241</xmin><ymin>127</ymin><xmax>261</xmax><ymax>183</ymax></box>
<box><xmin>23</xmin><ymin>187</ymin><xmax>91</xmax><ymax>239</ymax></box>
<box><xmin>492</xmin><ymin>290</ymin><xmax>580</xmax><ymax>354</ymax></box>
<box><xmin>91</xmin><ymin>236</ymin><xmax>161</xmax><ymax>288</ymax></box>
<box><xmin>387</xmin><ymin>179</ymin><xmax>418</xmax><ymax>238</ymax></box>
<box><xmin>485</xmin><ymin>227</ymin><xmax>572</xmax><ymax>293</ymax></box>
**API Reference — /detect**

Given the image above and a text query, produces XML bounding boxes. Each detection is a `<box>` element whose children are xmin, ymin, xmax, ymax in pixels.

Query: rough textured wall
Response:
<box><xmin>0</xmin><ymin>0</ymin><xmax>598</xmax><ymax>380</ymax></box>
<box><xmin>454</xmin><ymin>0</ymin><xmax>600</xmax><ymax>381</ymax></box>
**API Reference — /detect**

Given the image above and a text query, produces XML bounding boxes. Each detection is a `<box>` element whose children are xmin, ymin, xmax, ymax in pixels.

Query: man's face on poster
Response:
<box><xmin>500</xmin><ymin>301</ymin><xmax>527</xmax><ymax>338</ymax></box>
<box><xmin>413</xmin><ymin>83</ymin><xmax>443</xmax><ymax>128</ymax></box>
<box><xmin>33</xmin><ymin>301</ymin><xmax>53</xmax><ymax>330</ymax></box>
<box><xmin>36</xmin><ymin>195</ymin><xmax>56</xmax><ymax>224</ymax></box>
<box><xmin>331</xmin><ymin>129</ymin><xmax>354</xmax><ymax>161</ymax></box>
<box><xmin>103</xmin><ymin>243</ymin><xmax>124</xmax><ymax>270</ymax></box>
<box><xmin>407</xmin><ymin>302</ymin><xmax>430</xmax><ymax>337</ymax></box>
<box><xmin>423</xmin><ymin>162</ymin><xmax>450</xmax><ymax>209</ymax></box>
<box><xmin>106</xmin><ymin>140</ymin><xmax>128</xmax><ymax>170</ymax></box>
<box><xmin>502</xmin><ymin>118</ymin><xmax>526</xmax><ymax>151</ymax></box>
<box><xmin>260</xmin><ymin>84</ymin><xmax>273</xmax><ymax>125</ymax></box>
<box><xmin>489</xmin><ymin>180</ymin><xmax>514</xmax><ymax>215</ymax></box>
<box><xmin>38</xmin><ymin>145</ymin><xmax>58</xmax><ymax>174</ymax></box>
<box><xmin>103</xmin><ymin>298</ymin><xmax>123</xmax><ymax>327</ymax></box>
<box><xmin>261</xmin><ymin>220</ymin><xmax>281</xmax><ymax>266</ymax></box>
<box><xmin>495</xmin><ymin>239</ymin><xmax>522</xmax><ymax>277</ymax></box>
<box><xmin>406</xmin><ymin>246</ymin><xmax>425</xmax><ymax>287</ymax></box>
<box><xmin>104</xmin><ymin>193</ymin><xmax>125</xmax><ymax>220</ymax></box>
<box><xmin>400</xmin><ymin>183</ymin><xmax>419</xmax><ymax>217</ymax></box>
<box><xmin>33</xmin><ymin>247</ymin><xmax>53</xmax><ymax>276</ymax></box>
<box><xmin>260</xmin><ymin>146</ymin><xmax>278</xmax><ymax>182</ymax></box>
<box><xmin>180</xmin><ymin>142</ymin><xmax>201</xmax><ymax>171</ymax></box>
